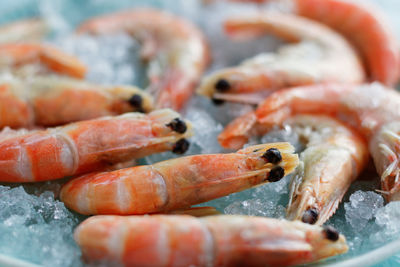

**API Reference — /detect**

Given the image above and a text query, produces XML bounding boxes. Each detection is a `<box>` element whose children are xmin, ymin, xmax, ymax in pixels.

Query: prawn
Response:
<box><xmin>0</xmin><ymin>74</ymin><xmax>153</xmax><ymax>128</ymax></box>
<box><xmin>222</xmin><ymin>82</ymin><xmax>400</xmax><ymax>201</ymax></box>
<box><xmin>78</xmin><ymin>8</ymin><xmax>210</xmax><ymax>111</ymax></box>
<box><xmin>0</xmin><ymin>43</ymin><xmax>87</xmax><ymax>79</ymax></box>
<box><xmin>74</xmin><ymin>214</ymin><xmax>348</xmax><ymax>267</ymax></box>
<box><xmin>0</xmin><ymin>108</ymin><xmax>192</xmax><ymax>182</ymax></box>
<box><xmin>228</xmin><ymin>0</ymin><xmax>400</xmax><ymax>86</ymax></box>
<box><xmin>0</xmin><ymin>18</ymin><xmax>47</xmax><ymax>43</ymax></box>
<box><xmin>284</xmin><ymin>115</ymin><xmax>368</xmax><ymax>225</ymax></box>
<box><xmin>60</xmin><ymin>142</ymin><xmax>299</xmax><ymax>215</ymax></box>
<box><xmin>197</xmin><ymin>12</ymin><xmax>364</xmax><ymax>104</ymax></box>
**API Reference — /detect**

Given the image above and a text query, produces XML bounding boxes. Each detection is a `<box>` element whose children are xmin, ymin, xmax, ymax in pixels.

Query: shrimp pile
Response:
<box><xmin>1</xmin><ymin>0</ymin><xmax>399</xmax><ymax>266</ymax></box>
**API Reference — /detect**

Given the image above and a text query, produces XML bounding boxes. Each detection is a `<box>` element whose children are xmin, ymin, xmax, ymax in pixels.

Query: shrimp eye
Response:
<box><xmin>166</xmin><ymin>118</ymin><xmax>187</xmax><ymax>134</ymax></box>
<box><xmin>172</xmin><ymin>139</ymin><xmax>190</xmax><ymax>154</ymax></box>
<box><xmin>323</xmin><ymin>226</ymin><xmax>339</xmax><ymax>241</ymax></box>
<box><xmin>215</xmin><ymin>79</ymin><xmax>231</xmax><ymax>92</ymax></box>
<box><xmin>262</xmin><ymin>148</ymin><xmax>282</xmax><ymax>164</ymax></box>
<box><xmin>267</xmin><ymin>166</ymin><xmax>285</xmax><ymax>182</ymax></box>
<box><xmin>302</xmin><ymin>208</ymin><xmax>319</xmax><ymax>224</ymax></box>
<box><xmin>212</xmin><ymin>98</ymin><xmax>225</xmax><ymax>105</ymax></box>
<box><xmin>128</xmin><ymin>94</ymin><xmax>144</xmax><ymax>112</ymax></box>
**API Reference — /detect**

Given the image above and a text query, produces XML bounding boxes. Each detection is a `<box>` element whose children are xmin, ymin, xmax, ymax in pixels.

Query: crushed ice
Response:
<box><xmin>0</xmin><ymin>186</ymin><xmax>82</xmax><ymax>267</ymax></box>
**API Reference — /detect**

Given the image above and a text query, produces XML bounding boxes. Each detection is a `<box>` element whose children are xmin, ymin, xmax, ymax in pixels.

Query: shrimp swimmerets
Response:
<box><xmin>197</xmin><ymin>12</ymin><xmax>364</xmax><ymax>104</ymax></box>
<box><xmin>0</xmin><ymin>43</ymin><xmax>87</xmax><ymax>79</ymax></box>
<box><xmin>222</xmin><ymin>83</ymin><xmax>400</xmax><ymax>201</ymax></box>
<box><xmin>229</xmin><ymin>0</ymin><xmax>400</xmax><ymax>86</ymax></box>
<box><xmin>284</xmin><ymin>115</ymin><xmax>368</xmax><ymax>225</ymax></box>
<box><xmin>0</xmin><ymin>74</ymin><xmax>153</xmax><ymax>128</ymax></box>
<box><xmin>74</xmin><ymin>215</ymin><xmax>348</xmax><ymax>267</ymax></box>
<box><xmin>0</xmin><ymin>109</ymin><xmax>192</xmax><ymax>182</ymax></box>
<box><xmin>0</xmin><ymin>18</ymin><xmax>47</xmax><ymax>44</ymax></box>
<box><xmin>60</xmin><ymin>142</ymin><xmax>299</xmax><ymax>215</ymax></box>
<box><xmin>78</xmin><ymin>8</ymin><xmax>210</xmax><ymax>111</ymax></box>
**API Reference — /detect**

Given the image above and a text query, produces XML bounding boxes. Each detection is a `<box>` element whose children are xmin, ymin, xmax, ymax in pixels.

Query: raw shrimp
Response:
<box><xmin>229</xmin><ymin>0</ymin><xmax>400</xmax><ymax>86</ymax></box>
<box><xmin>284</xmin><ymin>115</ymin><xmax>368</xmax><ymax>225</ymax></box>
<box><xmin>74</xmin><ymin>215</ymin><xmax>348</xmax><ymax>267</ymax></box>
<box><xmin>222</xmin><ymin>82</ymin><xmax>400</xmax><ymax>201</ymax></box>
<box><xmin>0</xmin><ymin>18</ymin><xmax>47</xmax><ymax>43</ymax></box>
<box><xmin>0</xmin><ymin>74</ymin><xmax>153</xmax><ymax>128</ymax></box>
<box><xmin>197</xmin><ymin>12</ymin><xmax>364</xmax><ymax>104</ymax></box>
<box><xmin>0</xmin><ymin>43</ymin><xmax>87</xmax><ymax>78</ymax></box>
<box><xmin>60</xmin><ymin>142</ymin><xmax>299</xmax><ymax>215</ymax></box>
<box><xmin>0</xmin><ymin>108</ymin><xmax>192</xmax><ymax>182</ymax></box>
<box><xmin>78</xmin><ymin>8</ymin><xmax>210</xmax><ymax>111</ymax></box>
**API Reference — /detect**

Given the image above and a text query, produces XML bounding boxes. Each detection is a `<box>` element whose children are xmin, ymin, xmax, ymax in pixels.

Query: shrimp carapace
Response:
<box><xmin>60</xmin><ymin>142</ymin><xmax>299</xmax><ymax>215</ymax></box>
<box><xmin>78</xmin><ymin>8</ymin><xmax>210</xmax><ymax>111</ymax></box>
<box><xmin>0</xmin><ymin>108</ymin><xmax>192</xmax><ymax>182</ymax></box>
<box><xmin>74</xmin><ymin>215</ymin><xmax>348</xmax><ymax>267</ymax></box>
<box><xmin>0</xmin><ymin>43</ymin><xmax>87</xmax><ymax>79</ymax></box>
<box><xmin>0</xmin><ymin>75</ymin><xmax>153</xmax><ymax>128</ymax></box>
<box><xmin>227</xmin><ymin>0</ymin><xmax>400</xmax><ymax>86</ymax></box>
<box><xmin>197</xmin><ymin>12</ymin><xmax>364</xmax><ymax>104</ymax></box>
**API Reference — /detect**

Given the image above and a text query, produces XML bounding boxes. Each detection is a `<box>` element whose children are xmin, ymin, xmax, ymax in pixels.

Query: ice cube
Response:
<box><xmin>344</xmin><ymin>190</ymin><xmax>384</xmax><ymax>229</ymax></box>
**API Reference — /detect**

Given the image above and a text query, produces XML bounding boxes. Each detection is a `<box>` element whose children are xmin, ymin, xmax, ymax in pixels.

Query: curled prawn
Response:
<box><xmin>197</xmin><ymin>12</ymin><xmax>364</xmax><ymax>104</ymax></box>
<box><xmin>0</xmin><ymin>18</ymin><xmax>47</xmax><ymax>44</ymax></box>
<box><xmin>0</xmin><ymin>108</ymin><xmax>192</xmax><ymax>182</ymax></box>
<box><xmin>78</xmin><ymin>8</ymin><xmax>210</xmax><ymax>111</ymax></box>
<box><xmin>229</xmin><ymin>0</ymin><xmax>400</xmax><ymax>86</ymax></box>
<box><xmin>60</xmin><ymin>142</ymin><xmax>299</xmax><ymax>215</ymax></box>
<box><xmin>222</xmin><ymin>82</ymin><xmax>400</xmax><ymax>201</ymax></box>
<box><xmin>74</xmin><ymin>215</ymin><xmax>348</xmax><ymax>267</ymax></box>
<box><xmin>0</xmin><ymin>43</ymin><xmax>87</xmax><ymax>79</ymax></box>
<box><xmin>284</xmin><ymin>115</ymin><xmax>368</xmax><ymax>225</ymax></box>
<box><xmin>0</xmin><ymin>74</ymin><xmax>153</xmax><ymax>128</ymax></box>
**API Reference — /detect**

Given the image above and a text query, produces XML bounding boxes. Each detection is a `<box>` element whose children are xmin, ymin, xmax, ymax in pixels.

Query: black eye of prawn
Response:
<box><xmin>302</xmin><ymin>208</ymin><xmax>319</xmax><ymax>225</ymax></box>
<box><xmin>323</xmin><ymin>225</ymin><xmax>340</xmax><ymax>241</ymax></box>
<box><xmin>172</xmin><ymin>139</ymin><xmax>190</xmax><ymax>154</ymax></box>
<box><xmin>211</xmin><ymin>98</ymin><xmax>225</xmax><ymax>105</ymax></box>
<box><xmin>267</xmin><ymin>166</ymin><xmax>285</xmax><ymax>182</ymax></box>
<box><xmin>215</xmin><ymin>79</ymin><xmax>231</xmax><ymax>92</ymax></box>
<box><xmin>262</xmin><ymin>148</ymin><xmax>282</xmax><ymax>164</ymax></box>
<box><xmin>128</xmin><ymin>94</ymin><xmax>144</xmax><ymax>112</ymax></box>
<box><xmin>166</xmin><ymin>118</ymin><xmax>187</xmax><ymax>134</ymax></box>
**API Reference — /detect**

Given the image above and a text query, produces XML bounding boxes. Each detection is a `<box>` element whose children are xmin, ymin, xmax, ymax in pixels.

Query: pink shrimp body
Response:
<box><xmin>224</xmin><ymin>82</ymin><xmax>400</xmax><ymax>201</ymax></box>
<box><xmin>0</xmin><ymin>109</ymin><xmax>192</xmax><ymax>182</ymax></box>
<box><xmin>230</xmin><ymin>0</ymin><xmax>400</xmax><ymax>86</ymax></box>
<box><xmin>0</xmin><ymin>43</ymin><xmax>87</xmax><ymax>79</ymax></box>
<box><xmin>197</xmin><ymin>12</ymin><xmax>364</xmax><ymax>104</ymax></box>
<box><xmin>78</xmin><ymin>8</ymin><xmax>210</xmax><ymax>111</ymax></box>
<box><xmin>60</xmin><ymin>143</ymin><xmax>298</xmax><ymax>215</ymax></box>
<box><xmin>0</xmin><ymin>18</ymin><xmax>47</xmax><ymax>43</ymax></box>
<box><xmin>0</xmin><ymin>75</ymin><xmax>153</xmax><ymax>128</ymax></box>
<box><xmin>74</xmin><ymin>215</ymin><xmax>348</xmax><ymax>267</ymax></box>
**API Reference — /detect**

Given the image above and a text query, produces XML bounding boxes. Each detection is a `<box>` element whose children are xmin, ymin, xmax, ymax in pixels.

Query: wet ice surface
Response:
<box><xmin>0</xmin><ymin>0</ymin><xmax>400</xmax><ymax>266</ymax></box>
